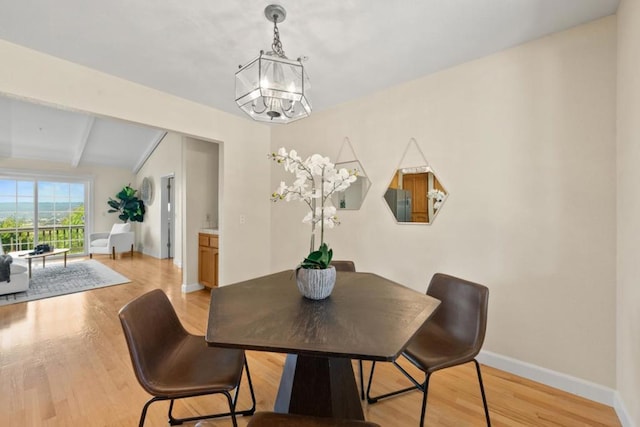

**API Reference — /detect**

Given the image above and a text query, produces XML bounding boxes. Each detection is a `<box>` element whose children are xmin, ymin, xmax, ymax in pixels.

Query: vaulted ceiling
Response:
<box><xmin>0</xmin><ymin>0</ymin><xmax>620</xmax><ymax>169</ymax></box>
<box><xmin>0</xmin><ymin>97</ymin><xmax>165</xmax><ymax>172</ymax></box>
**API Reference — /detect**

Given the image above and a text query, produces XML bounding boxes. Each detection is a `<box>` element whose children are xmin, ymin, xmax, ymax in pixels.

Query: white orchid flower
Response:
<box><xmin>269</xmin><ymin>147</ymin><xmax>358</xmax><ymax>254</ymax></box>
<box><xmin>321</xmin><ymin>206</ymin><xmax>338</xmax><ymax>228</ymax></box>
<box><xmin>302</xmin><ymin>210</ymin><xmax>314</xmax><ymax>224</ymax></box>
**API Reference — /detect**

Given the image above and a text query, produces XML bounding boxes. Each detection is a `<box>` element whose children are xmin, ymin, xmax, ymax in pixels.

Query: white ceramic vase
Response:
<box><xmin>295</xmin><ymin>266</ymin><xmax>336</xmax><ymax>300</ymax></box>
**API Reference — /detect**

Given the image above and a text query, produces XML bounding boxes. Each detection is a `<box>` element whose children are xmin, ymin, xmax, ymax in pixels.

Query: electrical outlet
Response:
<box><xmin>239</xmin><ymin>214</ymin><xmax>246</xmax><ymax>224</ymax></box>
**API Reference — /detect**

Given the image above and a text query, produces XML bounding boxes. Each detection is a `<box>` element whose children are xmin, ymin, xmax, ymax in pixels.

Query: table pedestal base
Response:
<box><xmin>275</xmin><ymin>354</ymin><xmax>364</xmax><ymax>420</ymax></box>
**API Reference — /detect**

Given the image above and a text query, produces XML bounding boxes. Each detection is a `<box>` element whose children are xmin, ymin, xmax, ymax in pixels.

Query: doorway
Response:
<box><xmin>160</xmin><ymin>175</ymin><xmax>175</xmax><ymax>259</ymax></box>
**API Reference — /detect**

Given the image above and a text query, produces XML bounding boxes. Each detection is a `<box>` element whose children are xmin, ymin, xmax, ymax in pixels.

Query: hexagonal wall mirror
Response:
<box><xmin>331</xmin><ymin>138</ymin><xmax>371</xmax><ymax>210</ymax></box>
<box><xmin>331</xmin><ymin>160</ymin><xmax>371</xmax><ymax>209</ymax></box>
<box><xmin>384</xmin><ymin>138</ymin><xmax>448</xmax><ymax>224</ymax></box>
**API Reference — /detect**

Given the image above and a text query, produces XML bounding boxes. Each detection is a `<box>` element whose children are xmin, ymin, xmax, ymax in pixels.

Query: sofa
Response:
<box><xmin>0</xmin><ymin>259</ymin><xmax>29</xmax><ymax>296</ymax></box>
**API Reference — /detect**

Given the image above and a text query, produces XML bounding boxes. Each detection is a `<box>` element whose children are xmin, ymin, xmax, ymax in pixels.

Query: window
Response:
<box><xmin>0</xmin><ymin>177</ymin><xmax>89</xmax><ymax>255</ymax></box>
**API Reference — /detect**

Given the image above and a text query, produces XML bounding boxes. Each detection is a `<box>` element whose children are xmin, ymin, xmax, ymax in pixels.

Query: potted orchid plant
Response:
<box><xmin>269</xmin><ymin>147</ymin><xmax>358</xmax><ymax>299</ymax></box>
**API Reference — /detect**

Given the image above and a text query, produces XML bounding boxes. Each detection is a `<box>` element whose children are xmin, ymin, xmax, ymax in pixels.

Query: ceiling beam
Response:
<box><xmin>132</xmin><ymin>130</ymin><xmax>167</xmax><ymax>174</ymax></box>
<box><xmin>71</xmin><ymin>116</ymin><xmax>95</xmax><ymax>167</ymax></box>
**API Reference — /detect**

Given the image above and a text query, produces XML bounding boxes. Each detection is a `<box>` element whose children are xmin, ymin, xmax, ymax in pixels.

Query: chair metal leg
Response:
<box><xmin>244</xmin><ymin>358</ymin><xmax>257</xmax><ymax>414</ymax></box>
<box><xmin>367</xmin><ymin>359</ymin><xmax>430</xmax><ymax>426</ymax></box>
<box><xmin>473</xmin><ymin>359</ymin><xmax>491</xmax><ymax>426</ymax></box>
<box><xmin>148</xmin><ymin>360</ymin><xmax>257</xmax><ymax>427</ymax></box>
<box><xmin>138</xmin><ymin>396</ymin><xmax>160</xmax><ymax>427</ymax></box>
<box><xmin>224</xmin><ymin>391</ymin><xmax>239</xmax><ymax>427</ymax></box>
<box><xmin>368</xmin><ymin>358</ymin><xmax>491</xmax><ymax>427</ymax></box>
<box><xmin>367</xmin><ymin>358</ymin><xmax>424</xmax><ymax>403</ymax></box>
<box><xmin>359</xmin><ymin>359</ymin><xmax>365</xmax><ymax>400</ymax></box>
<box><xmin>366</xmin><ymin>361</ymin><xmax>377</xmax><ymax>402</ymax></box>
<box><xmin>167</xmin><ymin>399</ymin><xmax>182</xmax><ymax>425</ymax></box>
<box><xmin>419</xmin><ymin>373</ymin><xmax>431</xmax><ymax>427</ymax></box>
<box><xmin>167</xmin><ymin>391</ymin><xmax>239</xmax><ymax>426</ymax></box>
<box><xmin>233</xmin><ymin>358</ymin><xmax>257</xmax><ymax>416</ymax></box>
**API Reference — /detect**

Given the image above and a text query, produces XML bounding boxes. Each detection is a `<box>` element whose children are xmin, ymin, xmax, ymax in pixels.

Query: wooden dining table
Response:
<box><xmin>205</xmin><ymin>270</ymin><xmax>440</xmax><ymax>420</ymax></box>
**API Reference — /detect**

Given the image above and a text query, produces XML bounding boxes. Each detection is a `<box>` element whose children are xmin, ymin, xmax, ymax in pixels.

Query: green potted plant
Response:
<box><xmin>108</xmin><ymin>185</ymin><xmax>145</xmax><ymax>223</ymax></box>
<box><xmin>269</xmin><ymin>147</ymin><xmax>358</xmax><ymax>299</ymax></box>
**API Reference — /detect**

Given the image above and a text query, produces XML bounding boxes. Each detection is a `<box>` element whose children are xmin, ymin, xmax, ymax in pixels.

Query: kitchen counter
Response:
<box><xmin>200</xmin><ymin>228</ymin><xmax>219</xmax><ymax>235</ymax></box>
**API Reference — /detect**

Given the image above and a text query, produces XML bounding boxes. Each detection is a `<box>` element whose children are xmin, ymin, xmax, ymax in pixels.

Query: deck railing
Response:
<box><xmin>0</xmin><ymin>225</ymin><xmax>85</xmax><ymax>254</ymax></box>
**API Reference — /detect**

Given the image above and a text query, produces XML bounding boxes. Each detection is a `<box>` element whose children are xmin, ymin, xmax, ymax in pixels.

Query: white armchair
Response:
<box><xmin>89</xmin><ymin>223</ymin><xmax>135</xmax><ymax>259</ymax></box>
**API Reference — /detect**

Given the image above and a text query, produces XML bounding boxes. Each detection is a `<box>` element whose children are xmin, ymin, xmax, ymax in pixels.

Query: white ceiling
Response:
<box><xmin>0</xmin><ymin>0</ymin><xmax>620</xmax><ymax>169</ymax></box>
<box><xmin>0</xmin><ymin>97</ymin><xmax>165</xmax><ymax>171</ymax></box>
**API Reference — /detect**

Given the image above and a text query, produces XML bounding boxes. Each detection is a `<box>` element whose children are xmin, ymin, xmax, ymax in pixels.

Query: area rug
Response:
<box><xmin>0</xmin><ymin>260</ymin><xmax>130</xmax><ymax>306</ymax></box>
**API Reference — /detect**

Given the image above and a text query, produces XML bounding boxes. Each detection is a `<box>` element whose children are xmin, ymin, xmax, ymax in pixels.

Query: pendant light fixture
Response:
<box><xmin>235</xmin><ymin>4</ymin><xmax>311</xmax><ymax>124</ymax></box>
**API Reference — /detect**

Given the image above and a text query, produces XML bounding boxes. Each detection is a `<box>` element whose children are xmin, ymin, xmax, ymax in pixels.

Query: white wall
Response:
<box><xmin>183</xmin><ymin>137</ymin><xmax>219</xmax><ymax>288</ymax></box>
<box><xmin>617</xmin><ymin>1</ymin><xmax>640</xmax><ymax>425</ymax></box>
<box><xmin>0</xmin><ymin>39</ymin><xmax>272</xmax><ymax>287</ymax></box>
<box><xmin>272</xmin><ymin>17</ymin><xmax>617</xmax><ymax>388</ymax></box>
<box><xmin>134</xmin><ymin>131</ymin><xmax>182</xmax><ymax>267</ymax></box>
<box><xmin>0</xmin><ymin>157</ymin><xmax>134</xmax><ymax>234</ymax></box>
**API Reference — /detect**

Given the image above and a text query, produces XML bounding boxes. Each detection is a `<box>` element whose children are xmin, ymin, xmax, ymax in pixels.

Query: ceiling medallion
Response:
<box><xmin>235</xmin><ymin>4</ymin><xmax>311</xmax><ymax>124</ymax></box>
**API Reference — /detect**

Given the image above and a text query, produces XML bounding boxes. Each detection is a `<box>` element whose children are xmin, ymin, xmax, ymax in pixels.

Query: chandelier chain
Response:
<box><xmin>272</xmin><ymin>18</ymin><xmax>285</xmax><ymax>57</ymax></box>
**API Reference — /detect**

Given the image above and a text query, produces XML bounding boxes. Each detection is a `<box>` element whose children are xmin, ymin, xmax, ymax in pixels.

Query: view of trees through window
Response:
<box><xmin>0</xmin><ymin>178</ymin><xmax>86</xmax><ymax>255</ymax></box>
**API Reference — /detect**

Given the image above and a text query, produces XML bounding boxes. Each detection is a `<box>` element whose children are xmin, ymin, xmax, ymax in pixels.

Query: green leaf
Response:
<box><xmin>108</xmin><ymin>185</ymin><xmax>145</xmax><ymax>223</ymax></box>
<box><xmin>299</xmin><ymin>243</ymin><xmax>333</xmax><ymax>269</ymax></box>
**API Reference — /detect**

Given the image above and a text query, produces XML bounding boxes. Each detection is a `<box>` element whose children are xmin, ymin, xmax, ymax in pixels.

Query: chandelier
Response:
<box><xmin>235</xmin><ymin>4</ymin><xmax>311</xmax><ymax>124</ymax></box>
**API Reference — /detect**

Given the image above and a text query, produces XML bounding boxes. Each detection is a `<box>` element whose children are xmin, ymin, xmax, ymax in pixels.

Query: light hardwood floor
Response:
<box><xmin>0</xmin><ymin>254</ymin><xmax>621</xmax><ymax>426</ymax></box>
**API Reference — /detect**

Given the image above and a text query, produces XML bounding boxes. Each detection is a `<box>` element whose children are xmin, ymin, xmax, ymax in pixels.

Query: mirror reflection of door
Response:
<box><xmin>384</xmin><ymin>167</ymin><xmax>448</xmax><ymax>224</ymax></box>
<box><xmin>402</xmin><ymin>173</ymin><xmax>428</xmax><ymax>222</ymax></box>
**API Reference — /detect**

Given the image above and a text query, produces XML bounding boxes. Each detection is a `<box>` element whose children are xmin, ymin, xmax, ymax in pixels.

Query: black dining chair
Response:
<box><xmin>118</xmin><ymin>289</ymin><xmax>256</xmax><ymax>427</ymax></box>
<box><xmin>366</xmin><ymin>273</ymin><xmax>491</xmax><ymax>427</ymax></box>
<box><xmin>247</xmin><ymin>412</ymin><xmax>380</xmax><ymax>427</ymax></box>
<box><xmin>330</xmin><ymin>260</ymin><xmax>366</xmax><ymax>400</ymax></box>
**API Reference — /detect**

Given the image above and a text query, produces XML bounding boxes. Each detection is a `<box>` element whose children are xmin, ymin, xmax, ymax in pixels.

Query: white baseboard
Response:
<box><xmin>173</xmin><ymin>260</ymin><xmax>182</xmax><ymax>268</ymax></box>
<box><xmin>181</xmin><ymin>282</ymin><xmax>204</xmax><ymax>293</ymax></box>
<box><xmin>613</xmin><ymin>391</ymin><xmax>636</xmax><ymax>427</ymax></box>
<box><xmin>477</xmin><ymin>350</ymin><xmax>616</xmax><ymax>406</ymax></box>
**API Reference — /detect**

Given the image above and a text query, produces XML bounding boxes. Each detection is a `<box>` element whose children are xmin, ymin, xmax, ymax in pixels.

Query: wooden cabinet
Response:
<box><xmin>402</xmin><ymin>173</ymin><xmax>428</xmax><ymax>223</ymax></box>
<box><xmin>198</xmin><ymin>233</ymin><xmax>218</xmax><ymax>288</ymax></box>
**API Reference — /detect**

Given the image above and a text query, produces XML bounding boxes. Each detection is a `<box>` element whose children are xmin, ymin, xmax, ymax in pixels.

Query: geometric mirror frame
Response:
<box><xmin>331</xmin><ymin>160</ymin><xmax>371</xmax><ymax>210</ymax></box>
<box><xmin>332</xmin><ymin>138</ymin><xmax>371</xmax><ymax>210</ymax></box>
<box><xmin>383</xmin><ymin>138</ymin><xmax>448</xmax><ymax>224</ymax></box>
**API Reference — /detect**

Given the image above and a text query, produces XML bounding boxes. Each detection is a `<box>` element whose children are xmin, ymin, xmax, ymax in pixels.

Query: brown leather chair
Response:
<box><xmin>366</xmin><ymin>273</ymin><xmax>490</xmax><ymax>427</ymax></box>
<box><xmin>330</xmin><ymin>260</ymin><xmax>355</xmax><ymax>272</ymax></box>
<box><xmin>118</xmin><ymin>289</ymin><xmax>256</xmax><ymax>427</ymax></box>
<box><xmin>330</xmin><ymin>260</ymin><xmax>365</xmax><ymax>400</ymax></box>
<box><xmin>247</xmin><ymin>412</ymin><xmax>380</xmax><ymax>427</ymax></box>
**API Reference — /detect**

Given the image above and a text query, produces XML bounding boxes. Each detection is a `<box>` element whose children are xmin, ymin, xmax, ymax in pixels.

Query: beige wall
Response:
<box><xmin>0</xmin><ymin>39</ymin><xmax>272</xmax><ymax>288</ymax></box>
<box><xmin>272</xmin><ymin>17</ymin><xmax>617</xmax><ymax>387</ymax></box>
<box><xmin>617</xmin><ymin>1</ymin><xmax>640</xmax><ymax>424</ymax></box>
<box><xmin>134</xmin><ymin>131</ymin><xmax>182</xmax><ymax>266</ymax></box>
<box><xmin>183</xmin><ymin>137</ymin><xmax>219</xmax><ymax>288</ymax></box>
<box><xmin>0</xmin><ymin>157</ymin><xmax>134</xmax><ymax>235</ymax></box>
<box><xmin>0</xmin><ymin>11</ymin><xmax>629</xmax><ymax>412</ymax></box>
